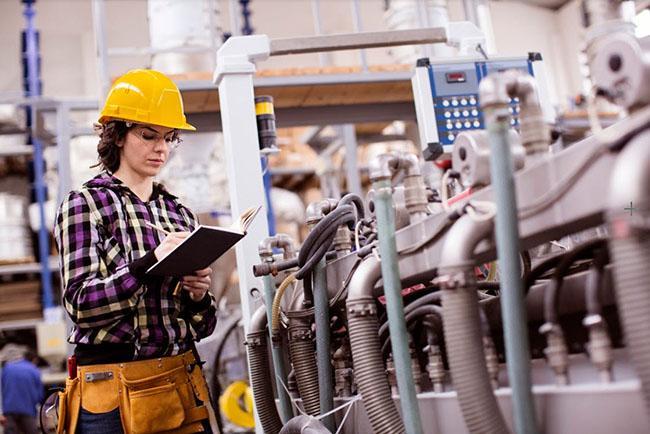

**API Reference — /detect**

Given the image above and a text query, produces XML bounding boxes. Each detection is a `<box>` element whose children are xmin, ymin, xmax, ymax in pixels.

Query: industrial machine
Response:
<box><xmin>215</xmin><ymin>1</ymin><xmax>650</xmax><ymax>432</ymax></box>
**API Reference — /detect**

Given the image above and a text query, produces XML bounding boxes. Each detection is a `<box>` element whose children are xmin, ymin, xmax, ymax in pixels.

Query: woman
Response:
<box><xmin>54</xmin><ymin>69</ymin><xmax>218</xmax><ymax>434</ymax></box>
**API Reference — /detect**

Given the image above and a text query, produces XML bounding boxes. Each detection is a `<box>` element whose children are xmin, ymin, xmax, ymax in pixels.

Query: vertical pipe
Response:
<box><xmin>462</xmin><ymin>0</ymin><xmax>479</xmax><ymax>25</ymax></box>
<box><xmin>228</xmin><ymin>0</ymin><xmax>242</xmax><ymax>36</ymax></box>
<box><xmin>261</xmin><ymin>157</ymin><xmax>276</xmax><ymax>236</ymax></box>
<box><xmin>262</xmin><ymin>275</ymin><xmax>293</xmax><ymax>424</ymax></box>
<box><xmin>484</xmin><ymin>105</ymin><xmax>538</xmax><ymax>434</ymax></box>
<box><xmin>373</xmin><ymin>178</ymin><xmax>423</xmax><ymax>434</ymax></box>
<box><xmin>476</xmin><ymin>0</ymin><xmax>497</xmax><ymax>55</ymax></box>
<box><xmin>350</xmin><ymin>0</ymin><xmax>368</xmax><ymax>72</ymax></box>
<box><xmin>341</xmin><ymin>125</ymin><xmax>363</xmax><ymax>199</ymax></box>
<box><xmin>23</xmin><ymin>1</ymin><xmax>54</xmax><ymax>312</ymax></box>
<box><xmin>313</xmin><ymin>258</ymin><xmax>335</xmax><ymax>432</ymax></box>
<box><xmin>91</xmin><ymin>0</ymin><xmax>110</xmax><ymax>103</ymax></box>
<box><xmin>310</xmin><ymin>0</ymin><xmax>330</xmax><ymax>66</ymax></box>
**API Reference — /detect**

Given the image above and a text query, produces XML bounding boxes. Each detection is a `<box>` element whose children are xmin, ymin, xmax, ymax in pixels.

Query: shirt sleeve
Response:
<box><xmin>54</xmin><ymin>191</ymin><xmax>147</xmax><ymax>329</ymax></box>
<box><xmin>184</xmin><ymin>291</ymin><xmax>218</xmax><ymax>340</ymax></box>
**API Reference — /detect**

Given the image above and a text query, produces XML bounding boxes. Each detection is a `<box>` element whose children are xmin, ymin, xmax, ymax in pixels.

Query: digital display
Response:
<box><xmin>445</xmin><ymin>72</ymin><xmax>467</xmax><ymax>83</ymax></box>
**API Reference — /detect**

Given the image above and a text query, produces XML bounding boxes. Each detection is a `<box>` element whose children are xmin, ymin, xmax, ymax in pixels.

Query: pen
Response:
<box><xmin>145</xmin><ymin>221</ymin><xmax>183</xmax><ymax>296</ymax></box>
<box><xmin>145</xmin><ymin>221</ymin><xmax>170</xmax><ymax>235</ymax></box>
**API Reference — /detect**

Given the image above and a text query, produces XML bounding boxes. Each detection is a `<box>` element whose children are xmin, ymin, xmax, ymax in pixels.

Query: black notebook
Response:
<box><xmin>146</xmin><ymin>206</ymin><xmax>262</xmax><ymax>277</ymax></box>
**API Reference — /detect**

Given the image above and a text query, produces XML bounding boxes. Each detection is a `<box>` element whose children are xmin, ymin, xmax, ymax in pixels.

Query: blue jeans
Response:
<box><xmin>76</xmin><ymin>408</ymin><xmax>210</xmax><ymax>434</ymax></box>
<box><xmin>77</xmin><ymin>408</ymin><xmax>123</xmax><ymax>434</ymax></box>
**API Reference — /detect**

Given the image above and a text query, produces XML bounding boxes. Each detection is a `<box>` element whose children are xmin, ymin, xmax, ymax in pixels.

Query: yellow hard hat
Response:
<box><xmin>99</xmin><ymin>69</ymin><xmax>195</xmax><ymax>131</ymax></box>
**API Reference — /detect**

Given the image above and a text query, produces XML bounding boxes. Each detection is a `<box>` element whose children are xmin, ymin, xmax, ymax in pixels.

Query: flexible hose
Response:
<box><xmin>585</xmin><ymin>246</ymin><xmax>609</xmax><ymax>317</ymax></box>
<box><xmin>442</xmin><ymin>287</ymin><xmax>509</xmax><ymax>434</ymax></box>
<box><xmin>288</xmin><ymin>318</ymin><xmax>321</xmax><ymax>416</ymax></box>
<box><xmin>339</xmin><ymin>193</ymin><xmax>365</xmax><ymax>220</ymax></box>
<box><xmin>272</xmin><ymin>273</ymin><xmax>297</xmax><ymax>334</ymax></box>
<box><xmin>347</xmin><ymin>297</ymin><xmax>405</xmax><ymax>434</ymax></box>
<box><xmin>381</xmin><ymin>305</ymin><xmax>444</xmax><ymax>357</ymax></box>
<box><xmin>544</xmin><ymin>239</ymin><xmax>607</xmax><ymax>324</ymax></box>
<box><xmin>247</xmin><ymin>306</ymin><xmax>283</xmax><ymax>434</ymax></box>
<box><xmin>609</xmin><ymin>233</ymin><xmax>650</xmax><ymax>417</ymax></box>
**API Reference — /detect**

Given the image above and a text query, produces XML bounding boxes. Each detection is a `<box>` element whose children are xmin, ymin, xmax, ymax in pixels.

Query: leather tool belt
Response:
<box><xmin>56</xmin><ymin>350</ymin><xmax>212</xmax><ymax>434</ymax></box>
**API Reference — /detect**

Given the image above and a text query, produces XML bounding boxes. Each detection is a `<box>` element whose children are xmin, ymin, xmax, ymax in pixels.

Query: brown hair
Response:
<box><xmin>92</xmin><ymin>120</ymin><xmax>131</xmax><ymax>173</ymax></box>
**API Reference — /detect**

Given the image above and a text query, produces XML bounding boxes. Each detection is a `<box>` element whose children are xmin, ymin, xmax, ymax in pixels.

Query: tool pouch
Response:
<box><xmin>119</xmin><ymin>366</ymin><xmax>188</xmax><ymax>434</ymax></box>
<box><xmin>56</xmin><ymin>377</ymin><xmax>81</xmax><ymax>434</ymax></box>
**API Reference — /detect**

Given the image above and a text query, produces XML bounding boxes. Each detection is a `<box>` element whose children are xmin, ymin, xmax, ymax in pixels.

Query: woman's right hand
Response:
<box><xmin>154</xmin><ymin>232</ymin><xmax>190</xmax><ymax>260</ymax></box>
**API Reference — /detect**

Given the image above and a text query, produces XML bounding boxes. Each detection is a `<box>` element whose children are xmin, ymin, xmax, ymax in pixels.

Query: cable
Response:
<box><xmin>543</xmin><ymin>238</ymin><xmax>607</xmax><ymax>324</ymax></box>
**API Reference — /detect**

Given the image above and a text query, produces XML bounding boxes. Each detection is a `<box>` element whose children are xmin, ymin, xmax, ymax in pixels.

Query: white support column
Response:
<box><xmin>214</xmin><ymin>35</ymin><xmax>271</xmax><ymax>335</ymax></box>
<box><xmin>215</xmin><ymin>36</ymin><xmax>271</xmax><ymax>434</ymax></box>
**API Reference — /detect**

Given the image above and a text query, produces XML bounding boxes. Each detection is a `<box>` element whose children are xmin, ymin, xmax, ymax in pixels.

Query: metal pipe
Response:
<box><xmin>259</xmin><ymin>231</ymin><xmax>297</xmax><ymax>415</ymax></box>
<box><xmin>269</xmin><ymin>28</ymin><xmax>447</xmax><ymax>56</ymax></box>
<box><xmin>504</xmin><ymin>73</ymin><xmax>550</xmax><ymax>156</ymax></box>
<box><xmin>480</xmin><ymin>75</ymin><xmax>539</xmax><ymax>434</ymax></box>
<box><xmin>313</xmin><ymin>257</ymin><xmax>334</xmax><ymax>431</ymax></box>
<box><xmin>350</xmin><ymin>0</ymin><xmax>368</xmax><ymax>72</ymax></box>
<box><xmin>606</xmin><ymin>129</ymin><xmax>650</xmax><ymax>417</ymax></box>
<box><xmin>262</xmin><ymin>275</ymin><xmax>293</xmax><ymax>424</ymax></box>
<box><xmin>371</xmin><ymin>175</ymin><xmax>423</xmax><ymax>434</ymax></box>
<box><xmin>23</xmin><ymin>1</ymin><xmax>54</xmax><ymax>312</ymax></box>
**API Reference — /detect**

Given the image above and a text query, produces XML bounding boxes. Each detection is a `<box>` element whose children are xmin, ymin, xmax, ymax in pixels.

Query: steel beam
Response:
<box><xmin>270</xmin><ymin>28</ymin><xmax>447</xmax><ymax>56</ymax></box>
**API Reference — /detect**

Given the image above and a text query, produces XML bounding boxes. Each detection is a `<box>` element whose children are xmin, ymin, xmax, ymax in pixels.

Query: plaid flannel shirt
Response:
<box><xmin>54</xmin><ymin>172</ymin><xmax>217</xmax><ymax>358</ymax></box>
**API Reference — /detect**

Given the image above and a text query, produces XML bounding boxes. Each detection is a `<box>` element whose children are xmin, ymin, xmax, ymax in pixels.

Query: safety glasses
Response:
<box><xmin>129</xmin><ymin>124</ymin><xmax>182</xmax><ymax>151</ymax></box>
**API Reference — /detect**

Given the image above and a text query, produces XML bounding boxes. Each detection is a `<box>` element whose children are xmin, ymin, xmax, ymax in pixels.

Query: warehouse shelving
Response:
<box><xmin>0</xmin><ymin>256</ymin><xmax>58</xmax><ymax>277</ymax></box>
<box><xmin>0</xmin><ymin>98</ymin><xmax>97</xmax><ymax>327</ymax></box>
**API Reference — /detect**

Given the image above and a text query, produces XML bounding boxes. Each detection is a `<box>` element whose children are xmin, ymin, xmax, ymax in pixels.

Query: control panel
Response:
<box><xmin>411</xmin><ymin>54</ymin><xmax>551</xmax><ymax>160</ymax></box>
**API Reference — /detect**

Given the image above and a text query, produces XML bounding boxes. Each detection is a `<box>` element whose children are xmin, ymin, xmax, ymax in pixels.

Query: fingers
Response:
<box><xmin>183</xmin><ymin>280</ymin><xmax>210</xmax><ymax>291</ymax></box>
<box><xmin>193</xmin><ymin>267</ymin><xmax>212</xmax><ymax>277</ymax></box>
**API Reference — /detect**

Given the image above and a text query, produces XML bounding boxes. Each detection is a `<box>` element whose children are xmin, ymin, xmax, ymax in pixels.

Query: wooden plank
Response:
<box><xmin>177</xmin><ymin>64</ymin><xmax>414</xmax><ymax>115</ymax></box>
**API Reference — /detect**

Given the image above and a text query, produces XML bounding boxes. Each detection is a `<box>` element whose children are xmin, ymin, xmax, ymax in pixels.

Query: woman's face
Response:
<box><xmin>118</xmin><ymin>123</ymin><xmax>177</xmax><ymax>178</ymax></box>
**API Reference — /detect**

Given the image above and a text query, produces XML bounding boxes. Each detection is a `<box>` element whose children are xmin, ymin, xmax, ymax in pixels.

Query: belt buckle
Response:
<box><xmin>84</xmin><ymin>371</ymin><xmax>114</xmax><ymax>382</ymax></box>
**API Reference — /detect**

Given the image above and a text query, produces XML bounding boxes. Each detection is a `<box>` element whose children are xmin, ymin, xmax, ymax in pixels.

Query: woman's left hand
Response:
<box><xmin>182</xmin><ymin>267</ymin><xmax>212</xmax><ymax>302</ymax></box>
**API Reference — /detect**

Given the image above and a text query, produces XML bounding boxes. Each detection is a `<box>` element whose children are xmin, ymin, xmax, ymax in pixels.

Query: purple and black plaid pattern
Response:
<box><xmin>54</xmin><ymin>172</ymin><xmax>217</xmax><ymax>358</ymax></box>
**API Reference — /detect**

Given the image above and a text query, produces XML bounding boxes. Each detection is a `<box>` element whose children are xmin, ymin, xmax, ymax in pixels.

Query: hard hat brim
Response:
<box><xmin>98</xmin><ymin>116</ymin><xmax>196</xmax><ymax>131</ymax></box>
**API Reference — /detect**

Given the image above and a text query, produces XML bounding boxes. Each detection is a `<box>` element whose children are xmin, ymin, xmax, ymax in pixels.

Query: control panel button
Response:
<box><xmin>514</xmin><ymin>106</ymin><xmax>520</xmax><ymax>113</ymax></box>
<box><xmin>442</xmin><ymin>99</ymin><xmax>450</xmax><ymax>107</ymax></box>
<box><xmin>447</xmin><ymin>133</ymin><xmax>455</xmax><ymax>141</ymax></box>
<box><xmin>464</xmin><ymin>121</ymin><xmax>471</xmax><ymax>128</ymax></box>
<box><xmin>469</xmin><ymin>97</ymin><xmax>477</xmax><ymax>105</ymax></box>
<box><xmin>446</xmin><ymin>122</ymin><xmax>453</xmax><ymax>130</ymax></box>
<box><xmin>453</xmin><ymin>110</ymin><xmax>460</xmax><ymax>118</ymax></box>
<box><xmin>455</xmin><ymin>121</ymin><xmax>463</xmax><ymax>129</ymax></box>
<box><xmin>510</xmin><ymin>118</ymin><xmax>516</xmax><ymax>125</ymax></box>
<box><xmin>471</xmin><ymin>109</ymin><xmax>479</xmax><ymax>116</ymax></box>
<box><xmin>462</xmin><ymin>110</ymin><xmax>469</xmax><ymax>117</ymax></box>
<box><xmin>451</xmin><ymin>99</ymin><xmax>459</xmax><ymax>106</ymax></box>
<box><xmin>444</xmin><ymin>111</ymin><xmax>451</xmax><ymax>118</ymax></box>
<box><xmin>460</xmin><ymin>98</ymin><xmax>468</xmax><ymax>105</ymax></box>
<box><xmin>473</xmin><ymin>120</ymin><xmax>481</xmax><ymax>128</ymax></box>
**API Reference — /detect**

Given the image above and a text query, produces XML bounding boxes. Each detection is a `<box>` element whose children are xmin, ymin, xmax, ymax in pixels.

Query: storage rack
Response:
<box><xmin>0</xmin><ymin>98</ymin><xmax>98</xmax><ymax>330</ymax></box>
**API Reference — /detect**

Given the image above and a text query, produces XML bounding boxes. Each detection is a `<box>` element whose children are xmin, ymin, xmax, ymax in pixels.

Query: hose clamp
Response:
<box><xmin>435</xmin><ymin>269</ymin><xmax>475</xmax><ymax>290</ymax></box>
<box><xmin>347</xmin><ymin>302</ymin><xmax>377</xmax><ymax>317</ymax></box>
